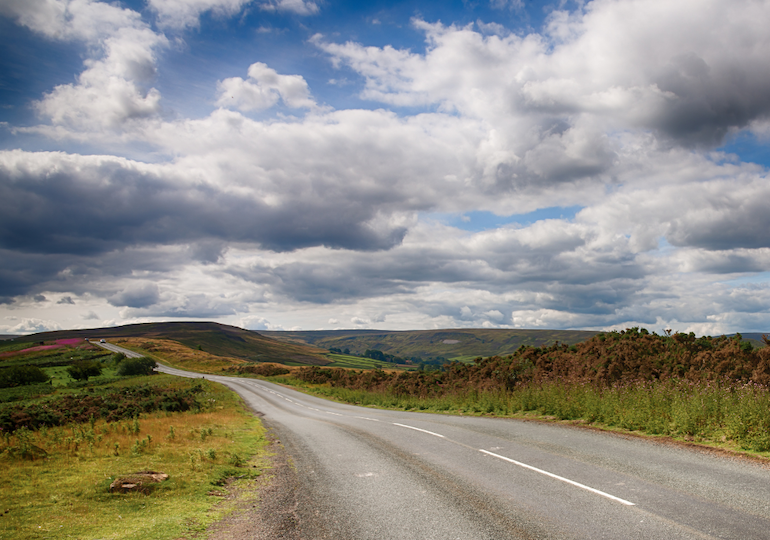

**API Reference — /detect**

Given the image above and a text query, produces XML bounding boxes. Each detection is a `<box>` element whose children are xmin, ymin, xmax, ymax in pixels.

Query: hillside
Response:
<box><xmin>18</xmin><ymin>322</ymin><xmax>331</xmax><ymax>366</ymax></box>
<box><xmin>261</xmin><ymin>328</ymin><xmax>598</xmax><ymax>362</ymax></box>
<box><xmin>294</xmin><ymin>328</ymin><xmax>770</xmax><ymax>392</ymax></box>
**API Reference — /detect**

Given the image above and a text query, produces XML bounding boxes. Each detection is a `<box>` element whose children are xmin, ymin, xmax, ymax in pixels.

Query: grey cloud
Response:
<box><xmin>666</xmin><ymin>198</ymin><xmax>770</xmax><ymax>251</ymax></box>
<box><xmin>0</xmin><ymin>152</ymin><xmax>408</xmax><ymax>260</ymax></box>
<box><xmin>188</xmin><ymin>240</ymin><xmax>228</xmax><ymax>264</ymax></box>
<box><xmin>57</xmin><ymin>296</ymin><xmax>75</xmax><ymax>304</ymax></box>
<box><xmin>108</xmin><ymin>283</ymin><xmax>160</xmax><ymax>308</ymax></box>
<box><xmin>0</xmin><ymin>245</ymin><xmax>187</xmax><ymax>302</ymax></box>
<box><xmin>121</xmin><ymin>293</ymin><xmax>242</xmax><ymax>319</ymax></box>
<box><xmin>682</xmin><ymin>251</ymin><xmax>769</xmax><ymax>274</ymax></box>
<box><xmin>232</xmin><ymin>225</ymin><xmax>646</xmax><ymax>313</ymax></box>
<box><xmin>240</xmin><ymin>261</ymin><xmax>419</xmax><ymax>304</ymax></box>
<box><xmin>650</xmin><ymin>53</ymin><xmax>770</xmax><ymax>147</ymax></box>
<box><xmin>0</xmin><ymin>249</ymin><xmax>73</xmax><ymax>303</ymax></box>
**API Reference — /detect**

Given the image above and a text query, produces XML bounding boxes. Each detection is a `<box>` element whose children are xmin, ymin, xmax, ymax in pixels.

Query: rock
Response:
<box><xmin>109</xmin><ymin>471</ymin><xmax>169</xmax><ymax>494</ymax></box>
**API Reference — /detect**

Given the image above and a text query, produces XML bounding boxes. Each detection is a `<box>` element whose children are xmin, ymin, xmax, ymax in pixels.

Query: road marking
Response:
<box><xmin>393</xmin><ymin>423</ymin><xmax>445</xmax><ymax>438</ymax></box>
<box><xmin>479</xmin><ymin>449</ymin><xmax>635</xmax><ymax>506</ymax></box>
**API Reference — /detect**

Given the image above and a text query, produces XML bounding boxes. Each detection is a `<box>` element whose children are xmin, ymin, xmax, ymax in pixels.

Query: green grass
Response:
<box><xmin>0</xmin><ymin>383</ymin><xmax>56</xmax><ymax>403</ymax></box>
<box><xmin>0</xmin><ymin>377</ymin><xmax>269</xmax><ymax>540</ymax></box>
<box><xmin>0</xmin><ymin>341</ymin><xmax>35</xmax><ymax>354</ymax></box>
<box><xmin>324</xmin><ymin>353</ymin><xmax>416</xmax><ymax>370</ymax></box>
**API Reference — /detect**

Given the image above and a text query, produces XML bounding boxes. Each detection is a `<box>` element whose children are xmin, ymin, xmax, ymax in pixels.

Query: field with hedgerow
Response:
<box><xmin>0</xmin><ymin>339</ymin><xmax>269</xmax><ymax>540</ymax></box>
<box><xmin>267</xmin><ymin>329</ymin><xmax>770</xmax><ymax>456</ymax></box>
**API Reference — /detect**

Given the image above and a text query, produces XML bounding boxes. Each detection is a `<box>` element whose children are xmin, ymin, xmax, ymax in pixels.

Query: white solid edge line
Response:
<box><xmin>479</xmin><ymin>449</ymin><xmax>635</xmax><ymax>506</ymax></box>
<box><xmin>393</xmin><ymin>423</ymin><xmax>445</xmax><ymax>438</ymax></box>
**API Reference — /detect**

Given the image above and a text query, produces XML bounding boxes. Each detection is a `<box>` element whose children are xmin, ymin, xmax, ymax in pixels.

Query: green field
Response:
<box><xmin>324</xmin><ymin>353</ymin><xmax>417</xmax><ymax>370</ymax></box>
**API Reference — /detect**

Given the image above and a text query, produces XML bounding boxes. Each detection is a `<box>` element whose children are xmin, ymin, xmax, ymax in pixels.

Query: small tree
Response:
<box><xmin>117</xmin><ymin>357</ymin><xmax>157</xmax><ymax>376</ymax></box>
<box><xmin>67</xmin><ymin>361</ymin><xmax>103</xmax><ymax>381</ymax></box>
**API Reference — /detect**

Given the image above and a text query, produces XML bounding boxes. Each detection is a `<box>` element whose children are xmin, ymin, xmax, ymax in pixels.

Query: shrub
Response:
<box><xmin>0</xmin><ymin>383</ymin><xmax>203</xmax><ymax>432</ymax></box>
<box><xmin>67</xmin><ymin>361</ymin><xmax>103</xmax><ymax>381</ymax></box>
<box><xmin>116</xmin><ymin>357</ymin><xmax>157</xmax><ymax>376</ymax></box>
<box><xmin>0</xmin><ymin>365</ymin><xmax>49</xmax><ymax>388</ymax></box>
<box><xmin>229</xmin><ymin>363</ymin><xmax>290</xmax><ymax>377</ymax></box>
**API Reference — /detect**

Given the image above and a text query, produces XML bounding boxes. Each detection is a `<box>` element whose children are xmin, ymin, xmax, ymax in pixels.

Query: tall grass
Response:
<box><xmin>274</xmin><ymin>376</ymin><xmax>770</xmax><ymax>454</ymax></box>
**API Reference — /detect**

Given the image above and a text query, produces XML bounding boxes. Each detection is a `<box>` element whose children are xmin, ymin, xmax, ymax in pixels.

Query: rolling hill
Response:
<box><xmin>261</xmin><ymin>328</ymin><xmax>599</xmax><ymax>362</ymax></box>
<box><xmin>16</xmin><ymin>322</ymin><xmax>331</xmax><ymax>366</ymax></box>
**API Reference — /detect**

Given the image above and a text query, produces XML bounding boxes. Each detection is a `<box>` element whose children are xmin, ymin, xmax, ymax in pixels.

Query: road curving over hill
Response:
<box><xmin>101</xmin><ymin>343</ymin><xmax>770</xmax><ymax>539</ymax></box>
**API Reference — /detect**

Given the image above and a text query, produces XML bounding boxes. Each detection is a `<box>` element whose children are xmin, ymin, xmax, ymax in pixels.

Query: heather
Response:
<box><xmin>281</xmin><ymin>329</ymin><xmax>770</xmax><ymax>453</ymax></box>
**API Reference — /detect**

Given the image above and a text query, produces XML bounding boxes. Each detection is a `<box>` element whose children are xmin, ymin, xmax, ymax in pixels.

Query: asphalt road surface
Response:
<box><xmin>99</xmin><ymin>342</ymin><xmax>770</xmax><ymax>539</ymax></box>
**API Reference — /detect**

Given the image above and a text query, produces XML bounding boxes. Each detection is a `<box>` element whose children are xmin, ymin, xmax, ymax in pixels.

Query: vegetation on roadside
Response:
<box><xmin>0</xmin><ymin>338</ymin><xmax>271</xmax><ymax>540</ymax></box>
<box><xmin>266</xmin><ymin>329</ymin><xmax>770</xmax><ymax>455</ymax></box>
<box><xmin>0</xmin><ymin>374</ymin><xmax>269</xmax><ymax>540</ymax></box>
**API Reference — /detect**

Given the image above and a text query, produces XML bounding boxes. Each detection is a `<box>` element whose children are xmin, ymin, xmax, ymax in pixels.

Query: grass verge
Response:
<box><xmin>265</xmin><ymin>375</ymin><xmax>770</xmax><ymax>460</ymax></box>
<box><xmin>0</xmin><ymin>376</ymin><xmax>269</xmax><ymax>540</ymax></box>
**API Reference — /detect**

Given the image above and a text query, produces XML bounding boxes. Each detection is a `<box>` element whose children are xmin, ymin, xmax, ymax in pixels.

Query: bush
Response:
<box><xmin>0</xmin><ymin>365</ymin><xmax>50</xmax><ymax>388</ymax></box>
<box><xmin>0</xmin><ymin>383</ymin><xmax>203</xmax><ymax>432</ymax></box>
<box><xmin>67</xmin><ymin>361</ymin><xmax>103</xmax><ymax>381</ymax></box>
<box><xmin>117</xmin><ymin>357</ymin><xmax>157</xmax><ymax>376</ymax></box>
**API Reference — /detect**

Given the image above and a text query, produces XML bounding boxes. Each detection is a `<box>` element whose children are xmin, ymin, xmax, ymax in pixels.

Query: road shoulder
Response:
<box><xmin>203</xmin><ymin>430</ymin><xmax>303</xmax><ymax>540</ymax></box>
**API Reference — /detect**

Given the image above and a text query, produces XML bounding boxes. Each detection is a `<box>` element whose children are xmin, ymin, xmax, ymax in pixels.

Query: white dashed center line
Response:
<box><xmin>480</xmin><ymin>449</ymin><xmax>636</xmax><ymax>506</ymax></box>
<box><xmin>392</xmin><ymin>422</ymin><xmax>446</xmax><ymax>438</ymax></box>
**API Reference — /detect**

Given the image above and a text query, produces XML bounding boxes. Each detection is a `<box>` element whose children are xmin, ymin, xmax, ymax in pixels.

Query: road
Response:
<box><xmin>99</xmin><ymin>342</ymin><xmax>770</xmax><ymax>539</ymax></box>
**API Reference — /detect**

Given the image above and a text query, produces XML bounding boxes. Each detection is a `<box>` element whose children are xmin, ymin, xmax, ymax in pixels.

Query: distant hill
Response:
<box><xmin>17</xmin><ymin>322</ymin><xmax>331</xmax><ymax>366</ymax></box>
<box><xmin>261</xmin><ymin>328</ymin><xmax>599</xmax><ymax>362</ymax></box>
<box><xmin>728</xmin><ymin>333</ymin><xmax>769</xmax><ymax>349</ymax></box>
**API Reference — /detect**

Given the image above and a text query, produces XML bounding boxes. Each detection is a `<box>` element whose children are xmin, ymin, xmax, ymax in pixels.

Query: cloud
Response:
<box><xmin>5</xmin><ymin>318</ymin><xmax>62</xmax><ymax>334</ymax></box>
<box><xmin>3</xmin><ymin>0</ymin><xmax>770</xmax><ymax>335</ymax></box>
<box><xmin>108</xmin><ymin>282</ymin><xmax>160</xmax><ymax>308</ymax></box>
<box><xmin>0</xmin><ymin>0</ymin><xmax>145</xmax><ymax>41</ymax></box>
<box><xmin>121</xmin><ymin>292</ymin><xmax>239</xmax><ymax>319</ymax></box>
<box><xmin>490</xmin><ymin>0</ymin><xmax>524</xmax><ymax>10</ymax></box>
<box><xmin>2</xmin><ymin>0</ymin><xmax>167</xmax><ymax>135</ymax></box>
<box><xmin>316</xmin><ymin>0</ymin><xmax>770</xmax><ymax>182</ymax></box>
<box><xmin>0</xmin><ymin>149</ymin><xmax>408</xmax><ymax>261</ymax></box>
<box><xmin>216</xmin><ymin>62</ymin><xmax>316</xmax><ymax>112</ymax></box>
<box><xmin>241</xmin><ymin>315</ymin><xmax>282</xmax><ymax>330</ymax></box>
<box><xmin>57</xmin><ymin>296</ymin><xmax>75</xmax><ymax>304</ymax></box>
<box><xmin>259</xmin><ymin>0</ymin><xmax>319</xmax><ymax>16</ymax></box>
<box><xmin>148</xmin><ymin>0</ymin><xmax>254</xmax><ymax>30</ymax></box>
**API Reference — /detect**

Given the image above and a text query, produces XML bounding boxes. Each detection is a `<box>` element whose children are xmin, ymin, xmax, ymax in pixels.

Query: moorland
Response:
<box><xmin>2</xmin><ymin>322</ymin><xmax>769</xmax><ymax>539</ymax></box>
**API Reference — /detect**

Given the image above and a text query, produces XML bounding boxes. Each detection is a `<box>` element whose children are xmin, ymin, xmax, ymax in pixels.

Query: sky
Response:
<box><xmin>1</xmin><ymin>0</ymin><xmax>770</xmax><ymax>336</ymax></box>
